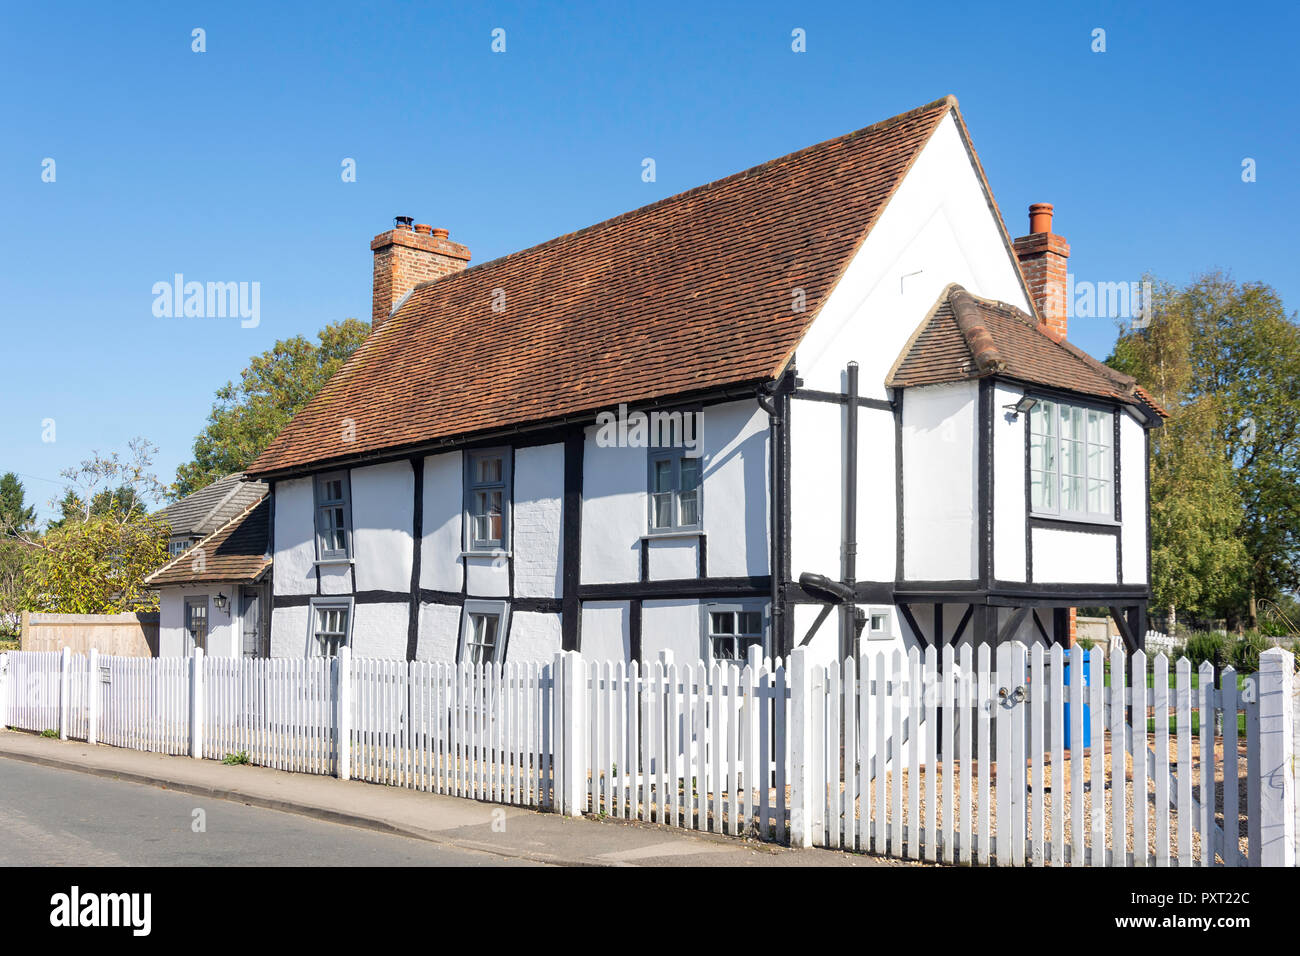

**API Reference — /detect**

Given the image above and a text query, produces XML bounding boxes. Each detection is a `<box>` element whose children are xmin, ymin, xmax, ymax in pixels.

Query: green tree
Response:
<box><xmin>0</xmin><ymin>473</ymin><xmax>36</xmax><ymax>534</ymax></box>
<box><xmin>1111</xmin><ymin>271</ymin><xmax>1300</xmax><ymax>627</ymax></box>
<box><xmin>22</xmin><ymin>439</ymin><xmax>169</xmax><ymax>614</ymax></box>
<box><xmin>173</xmin><ymin>318</ymin><xmax>370</xmax><ymax>496</ymax></box>
<box><xmin>0</xmin><ymin>473</ymin><xmax>36</xmax><ymax>637</ymax></box>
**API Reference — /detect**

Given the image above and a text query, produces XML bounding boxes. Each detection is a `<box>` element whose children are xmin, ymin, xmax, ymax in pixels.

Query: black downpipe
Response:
<box><xmin>841</xmin><ymin>362</ymin><xmax>859</xmax><ymax>660</ymax></box>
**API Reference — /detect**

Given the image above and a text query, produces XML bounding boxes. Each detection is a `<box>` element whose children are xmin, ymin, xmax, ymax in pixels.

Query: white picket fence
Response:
<box><xmin>0</xmin><ymin>642</ymin><xmax>1294</xmax><ymax>866</ymax></box>
<box><xmin>566</xmin><ymin>649</ymin><xmax>790</xmax><ymax>839</ymax></box>
<box><xmin>792</xmin><ymin>643</ymin><xmax>1297</xmax><ymax>866</ymax></box>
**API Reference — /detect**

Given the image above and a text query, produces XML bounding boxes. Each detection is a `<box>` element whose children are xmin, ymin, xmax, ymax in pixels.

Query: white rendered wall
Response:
<box><xmin>513</xmin><ymin>443</ymin><xmax>564</xmax><ymax>599</ymax></box>
<box><xmin>789</xmin><ymin>399</ymin><xmax>844</xmax><ymax>583</ymax></box>
<box><xmin>992</xmin><ymin>382</ymin><xmax>1028</xmax><ymax>582</ymax></box>
<box><xmin>508</xmin><ymin>611</ymin><xmax>562</xmax><ymax>662</ymax></box>
<box><xmin>416</xmin><ymin>602</ymin><xmax>461</xmax><ymax>662</ymax></box>
<box><xmin>350</xmin><ymin>460</ymin><xmax>414</xmax><ymax>592</ymax></box>
<box><xmin>699</xmin><ymin>401</ymin><xmax>770</xmax><ymax>578</ymax></box>
<box><xmin>1032</xmin><ymin>527</ymin><xmax>1118</xmax><ymax>584</ymax></box>
<box><xmin>420</xmin><ymin>451</ymin><xmax>464</xmax><ymax>593</ymax></box>
<box><xmin>580</xmin><ymin>430</ymin><xmax>643</xmax><ymax>585</ymax></box>
<box><xmin>1120</xmin><ymin>413</ymin><xmax>1148</xmax><ymax>585</ymax></box>
<box><xmin>901</xmin><ymin>381</ymin><xmax>978</xmax><ymax>581</ymax></box>
<box><xmin>350</xmin><ymin>601</ymin><xmax>408</xmax><ymax>660</ymax></box>
<box><xmin>273</xmin><ymin>476</ymin><xmax>316</xmax><ymax>596</ymax></box>
<box><xmin>641</xmin><ymin>600</ymin><xmax>703</xmax><ymax>663</ymax></box>
<box><xmin>270</xmin><ymin>604</ymin><xmax>308</xmax><ymax>657</ymax></box>
<box><xmin>580</xmin><ymin>602</ymin><xmax>630</xmax><ymax>661</ymax></box>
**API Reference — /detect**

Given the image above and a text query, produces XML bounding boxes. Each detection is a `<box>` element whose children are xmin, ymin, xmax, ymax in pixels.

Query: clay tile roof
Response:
<box><xmin>155</xmin><ymin>472</ymin><xmax>268</xmax><ymax>537</ymax></box>
<box><xmin>887</xmin><ymin>284</ymin><xmax>1166</xmax><ymax>418</ymax></box>
<box><xmin>248</xmin><ymin>96</ymin><xmax>961</xmax><ymax>476</ymax></box>
<box><xmin>146</xmin><ymin>496</ymin><xmax>271</xmax><ymax>587</ymax></box>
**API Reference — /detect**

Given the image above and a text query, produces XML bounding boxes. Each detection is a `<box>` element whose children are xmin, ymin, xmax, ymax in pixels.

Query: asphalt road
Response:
<box><xmin>0</xmin><ymin>759</ymin><xmax>544</xmax><ymax>867</ymax></box>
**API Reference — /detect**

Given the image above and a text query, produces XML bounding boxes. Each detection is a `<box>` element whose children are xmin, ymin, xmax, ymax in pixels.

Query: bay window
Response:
<box><xmin>1029</xmin><ymin>398</ymin><xmax>1114</xmax><ymax>521</ymax></box>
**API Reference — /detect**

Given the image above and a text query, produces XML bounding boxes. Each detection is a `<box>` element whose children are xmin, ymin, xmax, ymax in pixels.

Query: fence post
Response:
<box><xmin>336</xmin><ymin>645</ymin><xmax>352</xmax><ymax>780</ymax></box>
<box><xmin>789</xmin><ymin>646</ymin><xmax>812</xmax><ymax>848</ymax></box>
<box><xmin>58</xmin><ymin>646</ymin><xmax>72</xmax><ymax>740</ymax></box>
<box><xmin>561</xmin><ymin>651</ymin><xmax>586</xmax><ymax>817</ymax></box>
<box><xmin>1255</xmin><ymin>647</ymin><xmax>1295</xmax><ymax>867</ymax></box>
<box><xmin>190</xmin><ymin>647</ymin><xmax>205</xmax><ymax>758</ymax></box>
<box><xmin>0</xmin><ymin>651</ymin><xmax>9</xmax><ymax>729</ymax></box>
<box><xmin>87</xmin><ymin>648</ymin><xmax>99</xmax><ymax>745</ymax></box>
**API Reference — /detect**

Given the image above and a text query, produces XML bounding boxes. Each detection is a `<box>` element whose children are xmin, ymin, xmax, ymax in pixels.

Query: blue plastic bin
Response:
<box><xmin>1062</xmin><ymin>656</ymin><xmax>1091</xmax><ymax>749</ymax></box>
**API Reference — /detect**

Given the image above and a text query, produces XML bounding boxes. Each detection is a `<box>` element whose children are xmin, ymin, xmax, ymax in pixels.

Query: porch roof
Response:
<box><xmin>146</xmin><ymin>496</ymin><xmax>271</xmax><ymax>588</ymax></box>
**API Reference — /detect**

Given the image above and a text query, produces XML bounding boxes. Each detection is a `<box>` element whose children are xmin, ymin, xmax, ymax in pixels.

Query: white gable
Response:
<box><xmin>795</xmin><ymin>111</ymin><xmax>1031</xmax><ymax>397</ymax></box>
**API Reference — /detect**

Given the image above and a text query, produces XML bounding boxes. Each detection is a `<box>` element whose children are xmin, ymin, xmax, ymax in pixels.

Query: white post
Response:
<box><xmin>1256</xmin><ymin>647</ymin><xmax>1295</xmax><ymax>867</ymax></box>
<box><xmin>87</xmin><ymin>648</ymin><xmax>99</xmax><ymax>745</ymax></box>
<box><xmin>789</xmin><ymin>646</ymin><xmax>812</xmax><ymax>848</ymax></box>
<box><xmin>561</xmin><ymin>651</ymin><xmax>586</xmax><ymax>817</ymax></box>
<box><xmin>0</xmin><ymin>652</ymin><xmax>9</xmax><ymax>729</ymax></box>
<box><xmin>58</xmin><ymin>646</ymin><xmax>72</xmax><ymax>740</ymax></box>
<box><xmin>190</xmin><ymin>647</ymin><xmax>205</xmax><ymax>758</ymax></box>
<box><xmin>336</xmin><ymin>645</ymin><xmax>352</xmax><ymax>780</ymax></box>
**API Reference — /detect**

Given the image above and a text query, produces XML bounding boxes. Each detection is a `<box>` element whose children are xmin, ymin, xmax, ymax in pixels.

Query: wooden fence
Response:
<box><xmin>20</xmin><ymin>611</ymin><xmax>158</xmax><ymax>657</ymax></box>
<box><xmin>1</xmin><ymin>642</ymin><xmax>1293</xmax><ymax>866</ymax></box>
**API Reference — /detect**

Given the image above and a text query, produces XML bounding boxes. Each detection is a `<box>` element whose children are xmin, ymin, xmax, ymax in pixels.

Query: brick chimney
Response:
<box><xmin>1012</xmin><ymin>203</ymin><xmax>1070</xmax><ymax>338</ymax></box>
<box><xmin>370</xmin><ymin>217</ymin><xmax>471</xmax><ymax>328</ymax></box>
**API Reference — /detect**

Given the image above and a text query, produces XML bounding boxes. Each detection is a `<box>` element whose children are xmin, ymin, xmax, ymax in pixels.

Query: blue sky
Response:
<box><xmin>2</xmin><ymin>0</ymin><xmax>1296</xmax><ymax>522</ymax></box>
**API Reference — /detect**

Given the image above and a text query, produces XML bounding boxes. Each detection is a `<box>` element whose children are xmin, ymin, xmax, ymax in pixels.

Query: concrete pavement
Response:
<box><xmin>0</xmin><ymin>729</ymin><xmax>894</xmax><ymax>867</ymax></box>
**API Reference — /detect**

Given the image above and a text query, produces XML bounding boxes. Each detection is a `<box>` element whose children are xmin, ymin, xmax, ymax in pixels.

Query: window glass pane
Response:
<box><xmin>477</xmin><ymin>457</ymin><xmax>502</xmax><ymax>484</ymax></box>
<box><xmin>737</xmin><ymin>611</ymin><xmax>762</xmax><ymax>635</ymax></box>
<box><xmin>679</xmin><ymin>457</ymin><xmax>700</xmax><ymax>491</ymax></box>
<box><xmin>1087</xmin><ymin>409</ymin><xmax>1109</xmax><ymax>446</ymax></box>
<box><xmin>651</xmin><ymin>492</ymin><xmax>673</xmax><ymax>529</ymax></box>
<box><xmin>1062</xmin><ymin>475</ymin><xmax>1085</xmax><ymax>513</ymax></box>
<box><xmin>1064</xmin><ymin>405</ymin><xmax>1086</xmax><ymax>442</ymax></box>
<box><xmin>652</xmin><ymin>459</ymin><xmax>673</xmax><ymax>493</ymax></box>
<box><xmin>710</xmin><ymin>611</ymin><xmax>734</xmax><ymax>635</ymax></box>
<box><xmin>1088</xmin><ymin>478</ymin><xmax>1111</xmax><ymax>515</ymax></box>
<box><xmin>678</xmin><ymin>489</ymin><xmax>699</xmax><ymax>526</ymax></box>
<box><xmin>712</xmin><ymin>637</ymin><xmax>737</xmax><ymax>660</ymax></box>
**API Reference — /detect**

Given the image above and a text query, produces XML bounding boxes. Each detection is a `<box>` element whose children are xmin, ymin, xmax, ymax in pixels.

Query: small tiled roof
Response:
<box><xmin>887</xmin><ymin>284</ymin><xmax>1168</xmax><ymax>418</ymax></box>
<box><xmin>248</xmin><ymin>96</ymin><xmax>968</xmax><ymax>476</ymax></box>
<box><xmin>156</xmin><ymin>473</ymin><xmax>268</xmax><ymax>537</ymax></box>
<box><xmin>146</xmin><ymin>496</ymin><xmax>271</xmax><ymax>587</ymax></box>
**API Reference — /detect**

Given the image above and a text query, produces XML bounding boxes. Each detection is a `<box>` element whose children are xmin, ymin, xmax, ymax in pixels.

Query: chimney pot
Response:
<box><xmin>413</xmin><ymin>223</ymin><xmax>432</xmax><ymax>235</ymax></box>
<box><xmin>1028</xmin><ymin>202</ymin><xmax>1054</xmax><ymax>235</ymax></box>
<box><xmin>431</xmin><ymin>227</ymin><xmax>449</xmax><ymax>240</ymax></box>
<box><xmin>394</xmin><ymin>215</ymin><xmax>414</xmax><ymax>231</ymax></box>
<box><xmin>1013</xmin><ymin>202</ymin><xmax>1070</xmax><ymax>339</ymax></box>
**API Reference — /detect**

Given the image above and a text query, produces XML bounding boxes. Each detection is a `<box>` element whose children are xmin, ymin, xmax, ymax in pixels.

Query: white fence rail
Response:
<box><xmin>0</xmin><ymin>642</ymin><xmax>1293</xmax><ymax>866</ymax></box>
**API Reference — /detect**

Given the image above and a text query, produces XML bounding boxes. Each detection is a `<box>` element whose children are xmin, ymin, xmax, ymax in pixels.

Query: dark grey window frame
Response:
<box><xmin>308</xmin><ymin>596</ymin><xmax>354</xmax><ymax>658</ymax></box>
<box><xmin>314</xmin><ymin>470</ymin><xmax>354</xmax><ymax>561</ymax></box>
<box><xmin>184</xmin><ymin>596</ymin><xmax>209</xmax><ymax>653</ymax></box>
<box><xmin>700</xmin><ymin>599</ymin><xmax>768</xmax><ymax>664</ymax></box>
<box><xmin>1027</xmin><ymin>395</ymin><xmax>1118</xmax><ymax>525</ymax></box>
<box><xmin>463</xmin><ymin>448</ymin><xmax>511</xmax><ymax>553</ymax></box>
<box><xmin>458</xmin><ymin>599</ymin><xmax>510</xmax><ymax>665</ymax></box>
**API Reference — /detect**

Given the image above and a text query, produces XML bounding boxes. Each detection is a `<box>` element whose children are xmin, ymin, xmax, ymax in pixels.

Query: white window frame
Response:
<box><xmin>458</xmin><ymin>599</ymin><xmax>509</xmax><ymax>665</ymax></box>
<box><xmin>308</xmin><ymin>597</ymin><xmax>353</xmax><ymax>658</ymax></box>
<box><xmin>463</xmin><ymin>449</ymin><xmax>511</xmax><ymax>553</ymax></box>
<box><xmin>314</xmin><ymin>471</ymin><xmax>353</xmax><ymax>561</ymax></box>
<box><xmin>1028</xmin><ymin>397</ymin><xmax>1116</xmax><ymax>523</ymax></box>
<box><xmin>702</xmin><ymin>601</ymin><xmax>767</xmax><ymax>664</ymax></box>
<box><xmin>168</xmin><ymin>537</ymin><xmax>193</xmax><ymax>558</ymax></box>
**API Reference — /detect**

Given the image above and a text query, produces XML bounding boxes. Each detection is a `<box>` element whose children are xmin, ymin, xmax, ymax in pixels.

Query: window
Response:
<box><xmin>184</xmin><ymin>598</ymin><xmax>208</xmax><ymax>653</ymax></box>
<box><xmin>704</xmin><ymin>603</ymin><xmax>766</xmax><ymax>663</ymax></box>
<box><xmin>310</xmin><ymin>600</ymin><xmax>351</xmax><ymax>657</ymax></box>
<box><xmin>852</xmin><ymin>607</ymin><xmax>893</xmax><ymax>660</ymax></box>
<box><xmin>648</xmin><ymin>451</ymin><xmax>702</xmax><ymax>532</ymax></box>
<box><xmin>314</xmin><ymin>471</ymin><xmax>352</xmax><ymax>560</ymax></box>
<box><xmin>168</xmin><ymin>538</ymin><xmax>192</xmax><ymax>558</ymax></box>
<box><xmin>1028</xmin><ymin>398</ymin><xmax>1114</xmax><ymax>521</ymax></box>
<box><xmin>459</xmin><ymin>600</ymin><xmax>508</xmax><ymax>665</ymax></box>
<box><xmin>464</xmin><ymin>450</ymin><xmax>510</xmax><ymax>552</ymax></box>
